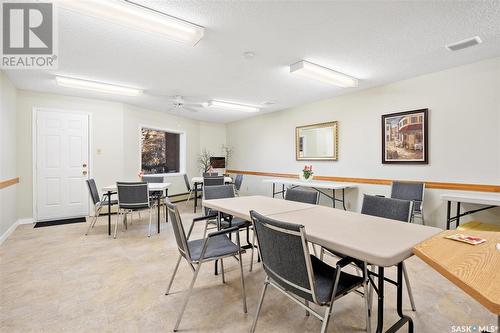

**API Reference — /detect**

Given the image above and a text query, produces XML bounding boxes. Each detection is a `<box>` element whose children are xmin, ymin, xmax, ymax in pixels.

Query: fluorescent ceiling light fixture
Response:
<box><xmin>57</xmin><ymin>0</ymin><xmax>204</xmax><ymax>45</ymax></box>
<box><xmin>206</xmin><ymin>100</ymin><xmax>260</xmax><ymax>113</ymax></box>
<box><xmin>446</xmin><ymin>36</ymin><xmax>482</xmax><ymax>51</ymax></box>
<box><xmin>290</xmin><ymin>60</ymin><xmax>358</xmax><ymax>88</ymax></box>
<box><xmin>55</xmin><ymin>76</ymin><xmax>142</xmax><ymax>96</ymax></box>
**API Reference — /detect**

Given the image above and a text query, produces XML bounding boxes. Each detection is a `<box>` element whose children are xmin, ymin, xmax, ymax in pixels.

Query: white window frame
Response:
<box><xmin>139</xmin><ymin>125</ymin><xmax>186</xmax><ymax>177</ymax></box>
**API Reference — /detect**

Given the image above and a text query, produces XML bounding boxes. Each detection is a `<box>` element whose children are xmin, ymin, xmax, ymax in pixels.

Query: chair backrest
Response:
<box><xmin>142</xmin><ymin>175</ymin><xmax>164</xmax><ymax>183</ymax></box>
<box><xmin>116</xmin><ymin>182</ymin><xmax>150</xmax><ymax>210</ymax></box>
<box><xmin>250</xmin><ymin>210</ymin><xmax>317</xmax><ymax>304</ymax></box>
<box><xmin>361</xmin><ymin>194</ymin><xmax>413</xmax><ymax>222</ymax></box>
<box><xmin>203</xmin><ymin>176</ymin><xmax>225</xmax><ymax>187</ymax></box>
<box><xmin>285</xmin><ymin>188</ymin><xmax>319</xmax><ymax>205</ymax></box>
<box><xmin>390</xmin><ymin>181</ymin><xmax>424</xmax><ymax>212</ymax></box>
<box><xmin>234</xmin><ymin>174</ymin><xmax>243</xmax><ymax>191</ymax></box>
<box><xmin>166</xmin><ymin>202</ymin><xmax>191</xmax><ymax>261</ymax></box>
<box><xmin>203</xmin><ymin>184</ymin><xmax>235</xmax><ymax>215</ymax></box>
<box><xmin>203</xmin><ymin>172</ymin><xmax>218</xmax><ymax>177</ymax></box>
<box><xmin>183</xmin><ymin>174</ymin><xmax>191</xmax><ymax>191</ymax></box>
<box><xmin>203</xmin><ymin>184</ymin><xmax>235</xmax><ymax>200</ymax></box>
<box><xmin>86</xmin><ymin>179</ymin><xmax>101</xmax><ymax>205</ymax></box>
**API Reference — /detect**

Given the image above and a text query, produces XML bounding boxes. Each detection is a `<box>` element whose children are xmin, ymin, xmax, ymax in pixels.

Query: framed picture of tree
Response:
<box><xmin>382</xmin><ymin>109</ymin><xmax>428</xmax><ymax>164</ymax></box>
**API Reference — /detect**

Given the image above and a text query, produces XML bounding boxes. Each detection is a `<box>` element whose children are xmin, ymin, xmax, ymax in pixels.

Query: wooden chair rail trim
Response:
<box><xmin>225</xmin><ymin>170</ymin><xmax>500</xmax><ymax>193</ymax></box>
<box><xmin>0</xmin><ymin>177</ymin><xmax>19</xmax><ymax>190</ymax></box>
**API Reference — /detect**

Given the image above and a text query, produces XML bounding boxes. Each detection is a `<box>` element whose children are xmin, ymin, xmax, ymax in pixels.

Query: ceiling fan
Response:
<box><xmin>166</xmin><ymin>95</ymin><xmax>203</xmax><ymax>113</ymax></box>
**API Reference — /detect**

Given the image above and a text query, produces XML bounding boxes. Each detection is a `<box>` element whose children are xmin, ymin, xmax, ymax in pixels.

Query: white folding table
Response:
<box><xmin>263</xmin><ymin>178</ymin><xmax>357</xmax><ymax>210</ymax></box>
<box><xmin>102</xmin><ymin>182</ymin><xmax>171</xmax><ymax>236</ymax></box>
<box><xmin>441</xmin><ymin>193</ymin><xmax>500</xmax><ymax>229</ymax></box>
<box><xmin>191</xmin><ymin>176</ymin><xmax>233</xmax><ymax>213</ymax></box>
<box><xmin>203</xmin><ymin>195</ymin><xmax>441</xmax><ymax>333</ymax></box>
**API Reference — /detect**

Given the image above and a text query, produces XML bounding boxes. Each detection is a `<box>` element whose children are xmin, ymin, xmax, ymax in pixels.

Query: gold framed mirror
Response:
<box><xmin>296</xmin><ymin>121</ymin><xmax>338</xmax><ymax>160</ymax></box>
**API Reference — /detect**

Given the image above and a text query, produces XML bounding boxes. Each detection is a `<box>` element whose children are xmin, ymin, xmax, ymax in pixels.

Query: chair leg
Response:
<box><xmin>85</xmin><ymin>206</ymin><xmax>101</xmax><ymax>235</ymax></box>
<box><xmin>402</xmin><ymin>262</ymin><xmax>416</xmax><ymax>311</ymax></box>
<box><xmin>305</xmin><ymin>300</ymin><xmax>310</xmax><ymax>317</ymax></box>
<box><xmin>237</xmin><ymin>246</ymin><xmax>248</xmax><ymax>313</ymax></box>
<box><xmin>320</xmin><ymin>304</ymin><xmax>334</xmax><ymax>333</ymax></box>
<box><xmin>148</xmin><ymin>206</ymin><xmax>153</xmax><ymax>237</ymax></box>
<box><xmin>92</xmin><ymin>206</ymin><xmax>102</xmax><ymax>228</ymax></box>
<box><xmin>174</xmin><ymin>262</ymin><xmax>202</xmax><ymax>332</ymax></box>
<box><xmin>220</xmin><ymin>258</ymin><xmax>225</xmax><ymax>284</ymax></box>
<box><xmin>363</xmin><ymin>263</ymin><xmax>372</xmax><ymax>333</ymax></box>
<box><xmin>250</xmin><ymin>277</ymin><xmax>269</xmax><ymax>333</ymax></box>
<box><xmin>249</xmin><ymin>229</ymin><xmax>256</xmax><ymax>272</ymax></box>
<box><xmin>368</xmin><ymin>265</ymin><xmax>375</xmax><ymax>313</ymax></box>
<box><xmin>165</xmin><ymin>254</ymin><xmax>182</xmax><ymax>295</ymax></box>
<box><xmin>185</xmin><ymin>190</ymin><xmax>193</xmax><ymax>204</ymax></box>
<box><xmin>113</xmin><ymin>210</ymin><xmax>120</xmax><ymax>239</ymax></box>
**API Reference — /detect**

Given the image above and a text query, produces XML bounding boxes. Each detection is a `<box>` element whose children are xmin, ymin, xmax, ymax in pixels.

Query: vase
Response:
<box><xmin>299</xmin><ymin>173</ymin><xmax>313</xmax><ymax>181</ymax></box>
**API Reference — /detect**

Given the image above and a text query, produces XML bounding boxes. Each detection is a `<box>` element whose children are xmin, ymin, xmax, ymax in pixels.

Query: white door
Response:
<box><xmin>35</xmin><ymin>109</ymin><xmax>90</xmax><ymax>221</ymax></box>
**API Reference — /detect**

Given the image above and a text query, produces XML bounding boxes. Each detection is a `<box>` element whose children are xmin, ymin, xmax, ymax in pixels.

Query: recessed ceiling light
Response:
<box><xmin>206</xmin><ymin>100</ymin><xmax>260</xmax><ymax>113</ymax></box>
<box><xmin>55</xmin><ymin>76</ymin><xmax>142</xmax><ymax>96</ymax></box>
<box><xmin>57</xmin><ymin>0</ymin><xmax>205</xmax><ymax>45</ymax></box>
<box><xmin>446</xmin><ymin>36</ymin><xmax>482</xmax><ymax>51</ymax></box>
<box><xmin>290</xmin><ymin>60</ymin><xmax>358</xmax><ymax>88</ymax></box>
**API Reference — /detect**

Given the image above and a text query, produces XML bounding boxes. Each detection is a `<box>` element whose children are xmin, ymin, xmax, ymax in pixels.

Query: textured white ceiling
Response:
<box><xmin>4</xmin><ymin>0</ymin><xmax>500</xmax><ymax>123</ymax></box>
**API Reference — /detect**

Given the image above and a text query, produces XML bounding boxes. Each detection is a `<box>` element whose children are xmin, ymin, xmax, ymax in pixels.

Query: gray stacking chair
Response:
<box><xmin>234</xmin><ymin>174</ymin><xmax>244</xmax><ymax>195</ymax></box>
<box><xmin>249</xmin><ymin>211</ymin><xmax>370</xmax><ymax>333</ymax></box>
<box><xmin>203</xmin><ymin>185</ymin><xmax>256</xmax><ymax>271</ymax></box>
<box><xmin>202</xmin><ymin>172</ymin><xmax>218</xmax><ymax>177</ymax></box>
<box><xmin>142</xmin><ymin>175</ymin><xmax>166</xmax><ymax>215</ymax></box>
<box><xmin>390</xmin><ymin>181</ymin><xmax>425</xmax><ymax>224</ymax></box>
<box><xmin>361</xmin><ymin>194</ymin><xmax>416</xmax><ymax>312</ymax></box>
<box><xmin>203</xmin><ymin>175</ymin><xmax>225</xmax><ymax>187</ymax></box>
<box><xmin>164</xmin><ymin>202</ymin><xmax>247</xmax><ymax>332</ymax></box>
<box><xmin>285</xmin><ymin>188</ymin><xmax>319</xmax><ymax>205</ymax></box>
<box><xmin>183</xmin><ymin>174</ymin><xmax>194</xmax><ymax>204</ymax></box>
<box><xmin>115</xmin><ymin>182</ymin><xmax>155</xmax><ymax>238</ymax></box>
<box><xmin>85</xmin><ymin>179</ymin><xmax>118</xmax><ymax>235</ymax></box>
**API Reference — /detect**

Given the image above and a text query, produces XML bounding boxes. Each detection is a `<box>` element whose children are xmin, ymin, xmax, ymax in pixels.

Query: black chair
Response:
<box><xmin>361</xmin><ymin>194</ymin><xmax>416</xmax><ymax>312</ymax></box>
<box><xmin>203</xmin><ymin>175</ymin><xmax>225</xmax><ymax>187</ymax></box>
<box><xmin>249</xmin><ymin>211</ymin><xmax>370</xmax><ymax>333</ymax></box>
<box><xmin>203</xmin><ymin>172</ymin><xmax>218</xmax><ymax>177</ymax></box>
<box><xmin>115</xmin><ymin>182</ymin><xmax>155</xmax><ymax>238</ymax></box>
<box><xmin>285</xmin><ymin>188</ymin><xmax>319</xmax><ymax>205</ymax></box>
<box><xmin>390</xmin><ymin>181</ymin><xmax>425</xmax><ymax>224</ymax></box>
<box><xmin>164</xmin><ymin>202</ymin><xmax>247</xmax><ymax>332</ymax></box>
<box><xmin>85</xmin><ymin>179</ymin><xmax>118</xmax><ymax>235</ymax></box>
<box><xmin>183</xmin><ymin>174</ymin><xmax>194</xmax><ymax>204</ymax></box>
<box><xmin>234</xmin><ymin>174</ymin><xmax>243</xmax><ymax>195</ymax></box>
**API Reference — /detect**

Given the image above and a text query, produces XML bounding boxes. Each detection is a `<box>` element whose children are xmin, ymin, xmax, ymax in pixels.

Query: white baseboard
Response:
<box><xmin>18</xmin><ymin>218</ymin><xmax>34</xmax><ymax>225</ymax></box>
<box><xmin>0</xmin><ymin>218</ymin><xmax>34</xmax><ymax>246</ymax></box>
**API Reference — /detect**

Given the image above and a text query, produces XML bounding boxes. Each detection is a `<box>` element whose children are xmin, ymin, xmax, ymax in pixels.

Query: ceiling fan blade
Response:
<box><xmin>184</xmin><ymin>102</ymin><xmax>204</xmax><ymax>108</ymax></box>
<box><xmin>183</xmin><ymin>107</ymin><xmax>199</xmax><ymax>113</ymax></box>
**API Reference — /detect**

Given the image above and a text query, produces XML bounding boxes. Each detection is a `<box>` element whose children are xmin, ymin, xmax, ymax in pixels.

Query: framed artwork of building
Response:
<box><xmin>382</xmin><ymin>109</ymin><xmax>428</xmax><ymax>164</ymax></box>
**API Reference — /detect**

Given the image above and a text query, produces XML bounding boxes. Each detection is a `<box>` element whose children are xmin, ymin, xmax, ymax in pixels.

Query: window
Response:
<box><xmin>141</xmin><ymin>127</ymin><xmax>180</xmax><ymax>174</ymax></box>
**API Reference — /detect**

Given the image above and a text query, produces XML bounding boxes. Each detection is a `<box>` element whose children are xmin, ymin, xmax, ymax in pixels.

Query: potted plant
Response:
<box><xmin>198</xmin><ymin>149</ymin><xmax>213</xmax><ymax>173</ymax></box>
<box><xmin>300</xmin><ymin>165</ymin><xmax>314</xmax><ymax>181</ymax></box>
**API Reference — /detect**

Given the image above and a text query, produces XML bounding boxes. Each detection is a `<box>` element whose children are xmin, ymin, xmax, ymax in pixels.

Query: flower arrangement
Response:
<box><xmin>301</xmin><ymin>165</ymin><xmax>314</xmax><ymax>181</ymax></box>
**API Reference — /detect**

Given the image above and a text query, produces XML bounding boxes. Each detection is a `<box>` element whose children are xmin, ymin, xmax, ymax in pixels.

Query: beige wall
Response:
<box><xmin>15</xmin><ymin>91</ymin><xmax>227</xmax><ymax>220</ymax></box>
<box><xmin>0</xmin><ymin>71</ymin><xmax>18</xmax><ymax>238</ymax></box>
<box><xmin>227</xmin><ymin>57</ymin><xmax>500</xmax><ymax>228</ymax></box>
